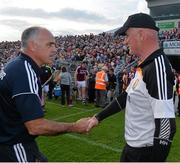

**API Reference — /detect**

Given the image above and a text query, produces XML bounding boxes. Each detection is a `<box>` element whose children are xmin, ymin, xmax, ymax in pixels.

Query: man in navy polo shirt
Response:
<box><xmin>0</xmin><ymin>26</ymin><xmax>90</xmax><ymax>162</ymax></box>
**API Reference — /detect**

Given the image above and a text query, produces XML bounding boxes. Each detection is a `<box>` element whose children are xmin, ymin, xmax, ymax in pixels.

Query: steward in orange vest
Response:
<box><xmin>95</xmin><ymin>66</ymin><xmax>108</xmax><ymax>108</ymax></box>
<box><xmin>95</xmin><ymin>66</ymin><xmax>109</xmax><ymax>90</ymax></box>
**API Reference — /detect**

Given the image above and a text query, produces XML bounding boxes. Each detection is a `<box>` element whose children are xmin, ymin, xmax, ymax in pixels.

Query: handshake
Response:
<box><xmin>72</xmin><ymin>116</ymin><xmax>99</xmax><ymax>134</ymax></box>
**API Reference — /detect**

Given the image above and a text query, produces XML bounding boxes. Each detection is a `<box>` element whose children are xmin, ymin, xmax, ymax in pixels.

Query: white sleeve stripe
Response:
<box><xmin>31</xmin><ymin>66</ymin><xmax>39</xmax><ymax>94</ymax></box>
<box><xmin>161</xmin><ymin>55</ymin><xmax>167</xmax><ymax>100</ymax></box>
<box><xmin>24</xmin><ymin>60</ymin><xmax>39</xmax><ymax>95</ymax></box>
<box><xmin>155</xmin><ymin>56</ymin><xmax>167</xmax><ymax>100</ymax></box>
<box><xmin>158</xmin><ymin>57</ymin><xmax>165</xmax><ymax>100</ymax></box>
<box><xmin>155</xmin><ymin>58</ymin><xmax>162</xmax><ymax>99</ymax></box>
<box><xmin>24</xmin><ymin>61</ymin><xmax>34</xmax><ymax>93</ymax></box>
<box><xmin>34</xmin><ymin>71</ymin><xmax>38</xmax><ymax>94</ymax></box>
<box><xmin>27</xmin><ymin>62</ymin><xmax>36</xmax><ymax>94</ymax></box>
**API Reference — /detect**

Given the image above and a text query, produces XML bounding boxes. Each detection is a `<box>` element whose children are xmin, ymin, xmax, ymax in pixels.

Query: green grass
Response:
<box><xmin>37</xmin><ymin>99</ymin><xmax>180</xmax><ymax>162</ymax></box>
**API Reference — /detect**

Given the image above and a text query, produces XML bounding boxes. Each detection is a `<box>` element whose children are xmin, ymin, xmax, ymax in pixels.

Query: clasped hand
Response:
<box><xmin>74</xmin><ymin>116</ymin><xmax>99</xmax><ymax>134</ymax></box>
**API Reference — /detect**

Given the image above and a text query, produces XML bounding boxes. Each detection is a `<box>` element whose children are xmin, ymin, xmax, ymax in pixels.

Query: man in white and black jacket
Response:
<box><xmin>87</xmin><ymin>13</ymin><xmax>176</xmax><ymax>162</ymax></box>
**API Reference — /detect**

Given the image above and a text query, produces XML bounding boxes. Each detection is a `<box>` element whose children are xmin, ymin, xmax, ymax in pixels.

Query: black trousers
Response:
<box><xmin>61</xmin><ymin>84</ymin><xmax>70</xmax><ymax>105</ymax></box>
<box><xmin>178</xmin><ymin>94</ymin><xmax>180</xmax><ymax>114</ymax></box>
<box><xmin>120</xmin><ymin>143</ymin><xmax>171</xmax><ymax>162</ymax></box>
<box><xmin>48</xmin><ymin>81</ymin><xmax>55</xmax><ymax>99</ymax></box>
<box><xmin>0</xmin><ymin>141</ymin><xmax>47</xmax><ymax>162</ymax></box>
<box><xmin>88</xmin><ymin>88</ymin><xmax>95</xmax><ymax>103</ymax></box>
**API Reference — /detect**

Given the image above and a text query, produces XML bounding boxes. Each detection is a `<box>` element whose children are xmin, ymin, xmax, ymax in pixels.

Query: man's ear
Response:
<box><xmin>28</xmin><ymin>40</ymin><xmax>37</xmax><ymax>52</ymax></box>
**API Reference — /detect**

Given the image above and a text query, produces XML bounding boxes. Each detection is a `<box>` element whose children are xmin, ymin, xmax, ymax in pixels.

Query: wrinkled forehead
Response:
<box><xmin>125</xmin><ymin>28</ymin><xmax>142</xmax><ymax>37</ymax></box>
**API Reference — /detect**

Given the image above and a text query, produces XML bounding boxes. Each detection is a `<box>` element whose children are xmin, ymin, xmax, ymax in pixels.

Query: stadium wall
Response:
<box><xmin>146</xmin><ymin>0</ymin><xmax>180</xmax><ymax>7</ymax></box>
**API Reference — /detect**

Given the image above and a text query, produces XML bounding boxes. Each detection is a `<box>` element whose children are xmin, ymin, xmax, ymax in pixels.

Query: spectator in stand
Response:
<box><xmin>54</xmin><ymin>66</ymin><xmax>72</xmax><ymax>107</ymax></box>
<box><xmin>74</xmin><ymin>61</ymin><xmax>89</xmax><ymax>104</ymax></box>
<box><xmin>122</xmin><ymin>68</ymin><xmax>129</xmax><ymax>92</ymax></box>
<box><xmin>107</xmin><ymin>68</ymin><xmax>116</xmax><ymax>103</ymax></box>
<box><xmin>87</xmin><ymin>69</ymin><xmax>96</xmax><ymax>103</ymax></box>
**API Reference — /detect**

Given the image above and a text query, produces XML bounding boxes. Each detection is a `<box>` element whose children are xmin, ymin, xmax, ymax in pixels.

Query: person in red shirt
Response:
<box><xmin>74</xmin><ymin>61</ymin><xmax>89</xmax><ymax>104</ymax></box>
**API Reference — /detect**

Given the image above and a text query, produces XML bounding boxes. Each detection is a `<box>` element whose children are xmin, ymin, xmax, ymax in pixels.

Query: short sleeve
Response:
<box><xmin>9</xmin><ymin>60</ymin><xmax>39</xmax><ymax>97</ymax></box>
<box><xmin>14</xmin><ymin>94</ymin><xmax>44</xmax><ymax>122</ymax></box>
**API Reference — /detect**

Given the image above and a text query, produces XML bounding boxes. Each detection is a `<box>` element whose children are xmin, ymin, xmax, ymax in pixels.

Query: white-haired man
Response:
<box><xmin>87</xmin><ymin>13</ymin><xmax>176</xmax><ymax>162</ymax></box>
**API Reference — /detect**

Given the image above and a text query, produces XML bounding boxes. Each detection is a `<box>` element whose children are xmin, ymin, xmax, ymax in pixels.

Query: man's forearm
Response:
<box><xmin>25</xmin><ymin>118</ymin><xmax>90</xmax><ymax>136</ymax></box>
<box><xmin>95</xmin><ymin>92</ymin><xmax>127</xmax><ymax>122</ymax></box>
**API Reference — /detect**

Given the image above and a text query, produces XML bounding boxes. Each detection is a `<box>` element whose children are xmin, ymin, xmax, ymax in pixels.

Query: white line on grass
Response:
<box><xmin>47</xmin><ymin>101</ymin><xmax>96</xmax><ymax>111</ymax></box>
<box><xmin>66</xmin><ymin>134</ymin><xmax>122</xmax><ymax>153</ymax></box>
<box><xmin>49</xmin><ymin>101</ymin><xmax>122</xmax><ymax>153</ymax></box>
<box><xmin>53</xmin><ymin>109</ymin><xmax>98</xmax><ymax>121</ymax></box>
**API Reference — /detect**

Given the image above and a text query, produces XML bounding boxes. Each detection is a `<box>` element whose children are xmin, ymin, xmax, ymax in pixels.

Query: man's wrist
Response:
<box><xmin>94</xmin><ymin>115</ymin><xmax>100</xmax><ymax>123</ymax></box>
<box><xmin>66</xmin><ymin>122</ymin><xmax>76</xmax><ymax>133</ymax></box>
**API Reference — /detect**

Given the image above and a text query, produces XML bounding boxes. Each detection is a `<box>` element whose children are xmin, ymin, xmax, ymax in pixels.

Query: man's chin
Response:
<box><xmin>45</xmin><ymin>60</ymin><xmax>53</xmax><ymax>65</ymax></box>
<box><xmin>48</xmin><ymin>61</ymin><xmax>53</xmax><ymax>65</ymax></box>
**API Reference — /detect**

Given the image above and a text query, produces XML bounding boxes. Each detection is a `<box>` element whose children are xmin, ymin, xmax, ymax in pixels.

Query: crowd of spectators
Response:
<box><xmin>0</xmin><ymin>28</ymin><xmax>179</xmax><ymax>103</ymax></box>
<box><xmin>1</xmin><ymin>27</ymin><xmax>179</xmax><ymax>69</ymax></box>
<box><xmin>54</xmin><ymin>33</ymin><xmax>137</xmax><ymax>72</ymax></box>
<box><xmin>159</xmin><ymin>27</ymin><xmax>180</xmax><ymax>41</ymax></box>
<box><xmin>0</xmin><ymin>41</ymin><xmax>21</xmax><ymax>64</ymax></box>
<box><xmin>0</xmin><ymin>32</ymin><xmax>138</xmax><ymax>80</ymax></box>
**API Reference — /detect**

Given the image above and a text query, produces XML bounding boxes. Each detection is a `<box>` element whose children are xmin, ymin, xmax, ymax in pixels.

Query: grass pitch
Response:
<box><xmin>37</xmin><ymin>99</ymin><xmax>180</xmax><ymax>162</ymax></box>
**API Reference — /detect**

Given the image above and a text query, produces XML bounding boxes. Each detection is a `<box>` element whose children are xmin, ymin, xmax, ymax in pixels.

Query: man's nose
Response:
<box><xmin>52</xmin><ymin>46</ymin><xmax>57</xmax><ymax>53</ymax></box>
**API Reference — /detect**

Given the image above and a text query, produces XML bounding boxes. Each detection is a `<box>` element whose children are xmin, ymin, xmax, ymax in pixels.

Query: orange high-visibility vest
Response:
<box><xmin>95</xmin><ymin>71</ymin><xmax>107</xmax><ymax>90</ymax></box>
<box><xmin>178</xmin><ymin>75</ymin><xmax>180</xmax><ymax>95</ymax></box>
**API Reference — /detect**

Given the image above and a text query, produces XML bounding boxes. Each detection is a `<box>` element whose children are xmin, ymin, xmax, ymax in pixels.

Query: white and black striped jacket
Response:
<box><xmin>96</xmin><ymin>48</ymin><xmax>176</xmax><ymax>148</ymax></box>
<box><xmin>125</xmin><ymin>48</ymin><xmax>175</xmax><ymax>147</ymax></box>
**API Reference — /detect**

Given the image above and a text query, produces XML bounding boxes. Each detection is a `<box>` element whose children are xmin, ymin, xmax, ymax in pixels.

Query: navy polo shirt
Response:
<box><xmin>0</xmin><ymin>52</ymin><xmax>44</xmax><ymax>145</ymax></box>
